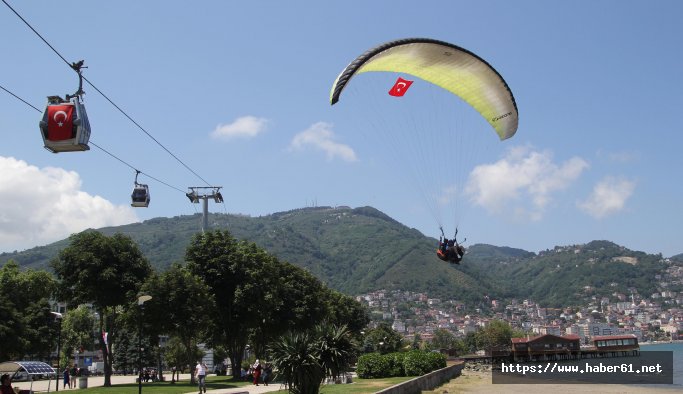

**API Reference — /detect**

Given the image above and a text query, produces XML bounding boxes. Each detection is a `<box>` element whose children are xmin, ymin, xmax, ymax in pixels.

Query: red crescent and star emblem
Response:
<box><xmin>389</xmin><ymin>77</ymin><xmax>414</xmax><ymax>97</ymax></box>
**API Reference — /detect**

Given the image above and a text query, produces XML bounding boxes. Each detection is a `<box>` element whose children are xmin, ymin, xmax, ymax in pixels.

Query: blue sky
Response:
<box><xmin>1</xmin><ymin>0</ymin><xmax>681</xmax><ymax>257</ymax></box>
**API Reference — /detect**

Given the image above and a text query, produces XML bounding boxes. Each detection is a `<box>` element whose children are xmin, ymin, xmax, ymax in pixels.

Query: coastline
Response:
<box><xmin>425</xmin><ymin>369</ymin><xmax>682</xmax><ymax>393</ymax></box>
<box><xmin>641</xmin><ymin>340</ymin><xmax>683</xmax><ymax>346</ymax></box>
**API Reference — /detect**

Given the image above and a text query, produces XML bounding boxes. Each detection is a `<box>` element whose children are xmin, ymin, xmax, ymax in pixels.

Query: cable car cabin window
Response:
<box><xmin>131</xmin><ymin>185</ymin><xmax>150</xmax><ymax>207</ymax></box>
<box><xmin>132</xmin><ymin>188</ymin><xmax>148</xmax><ymax>202</ymax></box>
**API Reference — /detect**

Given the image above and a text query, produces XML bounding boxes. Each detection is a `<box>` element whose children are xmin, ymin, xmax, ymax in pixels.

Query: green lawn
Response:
<box><xmin>75</xmin><ymin>375</ymin><xmax>251</xmax><ymax>393</ymax></box>
<box><xmin>68</xmin><ymin>375</ymin><xmax>412</xmax><ymax>394</ymax></box>
<box><xmin>270</xmin><ymin>376</ymin><xmax>414</xmax><ymax>394</ymax></box>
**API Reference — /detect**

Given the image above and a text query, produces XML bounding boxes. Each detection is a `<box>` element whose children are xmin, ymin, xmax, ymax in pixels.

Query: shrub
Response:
<box><xmin>385</xmin><ymin>352</ymin><xmax>405</xmax><ymax>377</ymax></box>
<box><xmin>356</xmin><ymin>353</ymin><xmax>390</xmax><ymax>378</ymax></box>
<box><xmin>403</xmin><ymin>350</ymin><xmax>431</xmax><ymax>376</ymax></box>
<box><xmin>426</xmin><ymin>351</ymin><xmax>447</xmax><ymax>371</ymax></box>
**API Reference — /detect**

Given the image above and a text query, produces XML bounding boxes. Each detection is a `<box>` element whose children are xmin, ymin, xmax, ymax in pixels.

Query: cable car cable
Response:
<box><xmin>2</xmin><ymin>0</ymin><xmax>213</xmax><ymax>188</ymax></box>
<box><xmin>0</xmin><ymin>84</ymin><xmax>41</xmax><ymax>112</ymax></box>
<box><xmin>1</xmin><ymin>83</ymin><xmax>188</xmax><ymax>196</ymax></box>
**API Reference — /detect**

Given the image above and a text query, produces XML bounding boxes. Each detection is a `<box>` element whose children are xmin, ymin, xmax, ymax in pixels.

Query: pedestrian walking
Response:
<box><xmin>252</xmin><ymin>359</ymin><xmax>262</xmax><ymax>386</ymax></box>
<box><xmin>195</xmin><ymin>361</ymin><xmax>206</xmax><ymax>394</ymax></box>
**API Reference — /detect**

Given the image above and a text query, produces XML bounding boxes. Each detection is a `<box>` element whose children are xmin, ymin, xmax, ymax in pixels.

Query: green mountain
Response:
<box><xmin>2</xmin><ymin>206</ymin><xmax>680</xmax><ymax>308</ymax></box>
<box><xmin>0</xmin><ymin>207</ymin><xmax>493</xmax><ymax>302</ymax></box>
<box><xmin>484</xmin><ymin>240</ymin><xmax>678</xmax><ymax>307</ymax></box>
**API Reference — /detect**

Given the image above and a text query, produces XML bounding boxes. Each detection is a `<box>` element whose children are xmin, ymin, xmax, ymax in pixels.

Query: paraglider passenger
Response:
<box><xmin>436</xmin><ymin>237</ymin><xmax>465</xmax><ymax>264</ymax></box>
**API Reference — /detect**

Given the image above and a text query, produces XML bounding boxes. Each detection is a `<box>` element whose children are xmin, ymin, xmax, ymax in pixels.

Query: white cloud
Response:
<box><xmin>436</xmin><ymin>185</ymin><xmax>459</xmax><ymax>206</ymax></box>
<box><xmin>596</xmin><ymin>149</ymin><xmax>640</xmax><ymax>163</ymax></box>
<box><xmin>578</xmin><ymin>176</ymin><xmax>636</xmax><ymax>219</ymax></box>
<box><xmin>0</xmin><ymin>156</ymin><xmax>138</xmax><ymax>252</ymax></box>
<box><xmin>211</xmin><ymin>116</ymin><xmax>269</xmax><ymax>140</ymax></box>
<box><xmin>289</xmin><ymin>122</ymin><xmax>357</xmax><ymax>162</ymax></box>
<box><xmin>465</xmin><ymin>146</ymin><xmax>589</xmax><ymax>221</ymax></box>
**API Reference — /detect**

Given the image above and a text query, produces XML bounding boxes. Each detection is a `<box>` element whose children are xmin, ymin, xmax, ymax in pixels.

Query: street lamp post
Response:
<box><xmin>137</xmin><ymin>295</ymin><xmax>152</xmax><ymax>394</ymax></box>
<box><xmin>51</xmin><ymin>312</ymin><xmax>63</xmax><ymax>392</ymax></box>
<box><xmin>157</xmin><ymin>344</ymin><xmax>162</xmax><ymax>382</ymax></box>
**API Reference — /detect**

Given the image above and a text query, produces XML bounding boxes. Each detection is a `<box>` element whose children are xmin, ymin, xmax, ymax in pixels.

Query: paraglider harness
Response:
<box><xmin>437</xmin><ymin>227</ymin><xmax>465</xmax><ymax>264</ymax></box>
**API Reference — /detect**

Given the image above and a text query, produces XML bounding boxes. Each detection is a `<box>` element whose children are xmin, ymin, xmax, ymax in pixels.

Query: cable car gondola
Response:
<box><xmin>38</xmin><ymin>61</ymin><xmax>91</xmax><ymax>153</ymax></box>
<box><xmin>131</xmin><ymin>171</ymin><xmax>150</xmax><ymax>208</ymax></box>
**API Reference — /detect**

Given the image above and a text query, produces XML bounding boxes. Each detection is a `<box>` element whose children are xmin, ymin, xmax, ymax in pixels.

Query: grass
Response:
<box><xmin>269</xmin><ymin>376</ymin><xmax>414</xmax><ymax>394</ymax></box>
<box><xmin>66</xmin><ymin>375</ymin><xmax>413</xmax><ymax>394</ymax></box>
<box><xmin>74</xmin><ymin>375</ymin><xmax>251</xmax><ymax>393</ymax></box>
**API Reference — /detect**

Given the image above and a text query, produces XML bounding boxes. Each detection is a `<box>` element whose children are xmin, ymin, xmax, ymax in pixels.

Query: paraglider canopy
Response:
<box><xmin>329</xmin><ymin>38</ymin><xmax>519</xmax><ymax>252</ymax></box>
<box><xmin>330</xmin><ymin>37</ymin><xmax>518</xmax><ymax>140</ymax></box>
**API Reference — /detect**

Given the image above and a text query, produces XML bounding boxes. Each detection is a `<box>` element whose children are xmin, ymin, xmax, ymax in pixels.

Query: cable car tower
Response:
<box><xmin>186</xmin><ymin>186</ymin><xmax>223</xmax><ymax>232</ymax></box>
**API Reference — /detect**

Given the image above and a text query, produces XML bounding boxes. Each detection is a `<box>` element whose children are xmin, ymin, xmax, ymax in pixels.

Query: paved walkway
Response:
<box><xmin>183</xmin><ymin>383</ymin><xmax>282</xmax><ymax>394</ymax></box>
<box><xmin>12</xmin><ymin>374</ymin><xmax>282</xmax><ymax>393</ymax></box>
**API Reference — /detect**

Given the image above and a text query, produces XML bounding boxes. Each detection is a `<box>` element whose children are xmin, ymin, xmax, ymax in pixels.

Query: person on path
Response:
<box><xmin>252</xmin><ymin>359</ymin><xmax>262</xmax><ymax>386</ymax></box>
<box><xmin>195</xmin><ymin>361</ymin><xmax>206</xmax><ymax>394</ymax></box>
<box><xmin>262</xmin><ymin>363</ymin><xmax>272</xmax><ymax>386</ymax></box>
<box><xmin>63</xmin><ymin>367</ymin><xmax>70</xmax><ymax>389</ymax></box>
<box><xmin>70</xmin><ymin>365</ymin><xmax>78</xmax><ymax>388</ymax></box>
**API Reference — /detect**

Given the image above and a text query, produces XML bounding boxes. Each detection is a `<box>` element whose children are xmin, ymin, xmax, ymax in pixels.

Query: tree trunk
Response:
<box><xmin>229</xmin><ymin>344</ymin><xmax>244</xmax><ymax>380</ymax></box>
<box><xmin>98</xmin><ymin>310</ymin><xmax>112</xmax><ymax>387</ymax></box>
<box><xmin>186</xmin><ymin>339</ymin><xmax>196</xmax><ymax>385</ymax></box>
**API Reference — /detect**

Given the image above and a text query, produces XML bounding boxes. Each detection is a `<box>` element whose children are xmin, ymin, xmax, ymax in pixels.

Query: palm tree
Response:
<box><xmin>315</xmin><ymin>323</ymin><xmax>354</xmax><ymax>383</ymax></box>
<box><xmin>268</xmin><ymin>331</ymin><xmax>325</xmax><ymax>394</ymax></box>
<box><xmin>269</xmin><ymin>323</ymin><xmax>355</xmax><ymax>394</ymax></box>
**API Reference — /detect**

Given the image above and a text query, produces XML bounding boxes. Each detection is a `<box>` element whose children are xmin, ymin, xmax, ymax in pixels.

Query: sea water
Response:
<box><xmin>641</xmin><ymin>342</ymin><xmax>682</xmax><ymax>387</ymax></box>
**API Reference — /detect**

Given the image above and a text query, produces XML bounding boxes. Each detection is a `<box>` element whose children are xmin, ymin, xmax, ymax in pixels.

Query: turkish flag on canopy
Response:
<box><xmin>388</xmin><ymin>77</ymin><xmax>413</xmax><ymax>97</ymax></box>
<box><xmin>47</xmin><ymin>104</ymin><xmax>74</xmax><ymax>141</ymax></box>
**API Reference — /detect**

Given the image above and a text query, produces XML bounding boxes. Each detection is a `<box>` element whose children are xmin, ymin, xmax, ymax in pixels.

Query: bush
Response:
<box><xmin>385</xmin><ymin>352</ymin><xmax>405</xmax><ymax>377</ymax></box>
<box><xmin>426</xmin><ymin>351</ymin><xmax>447</xmax><ymax>371</ymax></box>
<box><xmin>358</xmin><ymin>350</ymin><xmax>445</xmax><ymax>378</ymax></box>
<box><xmin>356</xmin><ymin>353</ymin><xmax>390</xmax><ymax>378</ymax></box>
<box><xmin>403</xmin><ymin>350</ymin><xmax>431</xmax><ymax>376</ymax></box>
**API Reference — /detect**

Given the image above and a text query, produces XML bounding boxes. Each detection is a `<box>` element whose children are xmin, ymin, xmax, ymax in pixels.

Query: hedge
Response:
<box><xmin>357</xmin><ymin>350</ymin><xmax>446</xmax><ymax>379</ymax></box>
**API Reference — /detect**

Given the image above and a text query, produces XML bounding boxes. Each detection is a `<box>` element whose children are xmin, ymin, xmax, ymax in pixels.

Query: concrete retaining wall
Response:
<box><xmin>374</xmin><ymin>363</ymin><xmax>464</xmax><ymax>394</ymax></box>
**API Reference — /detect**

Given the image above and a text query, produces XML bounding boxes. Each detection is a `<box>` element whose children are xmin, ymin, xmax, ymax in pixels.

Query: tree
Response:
<box><xmin>163</xmin><ymin>336</ymin><xmax>203</xmax><ymax>384</ymax></box>
<box><xmin>112</xmin><ymin>326</ymin><xmax>136</xmax><ymax>375</ymax></box>
<box><xmin>60</xmin><ymin>305</ymin><xmax>96</xmax><ymax>368</ymax></box>
<box><xmin>185</xmin><ymin>230</ymin><xmax>256</xmax><ymax>379</ymax></box>
<box><xmin>140</xmin><ymin>263</ymin><xmax>214</xmax><ymax>384</ymax></box>
<box><xmin>475</xmin><ymin>319</ymin><xmax>515</xmax><ymax>351</ymax></box>
<box><xmin>321</xmin><ymin>290</ymin><xmax>370</xmax><ymax>334</ymax></box>
<box><xmin>0</xmin><ymin>260</ymin><xmax>56</xmax><ymax>360</ymax></box>
<box><xmin>431</xmin><ymin>328</ymin><xmax>458</xmax><ymax>351</ymax></box>
<box><xmin>51</xmin><ymin>231</ymin><xmax>152</xmax><ymax>386</ymax></box>
<box><xmin>314</xmin><ymin>323</ymin><xmax>355</xmax><ymax>382</ymax></box>
<box><xmin>268</xmin><ymin>323</ymin><xmax>354</xmax><ymax>394</ymax></box>
<box><xmin>186</xmin><ymin>230</ymin><xmax>330</xmax><ymax>379</ymax></box>
<box><xmin>268</xmin><ymin>331</ymin><xmax>324</xmax><ymax>394</ymax></box>
<box><xmin>364</xmin><ymin>323</ymin><xmax>404</xmax><ymax>354</ymax></box>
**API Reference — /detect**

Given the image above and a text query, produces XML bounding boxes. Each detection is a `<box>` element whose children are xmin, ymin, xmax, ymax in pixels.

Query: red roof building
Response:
<box><xmin>511</xmin><ymin>334</ymin><xmax>581</xmax><ymax>362</ymax></box>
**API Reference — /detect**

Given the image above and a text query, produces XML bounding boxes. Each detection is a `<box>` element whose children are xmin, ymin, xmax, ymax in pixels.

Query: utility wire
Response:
<box><xmin>2</xmin><ymin>0</ymin><xmax>213</xmax><ymax>187</ymax></box>
<box><xmin>0</xmin><ymin>83</ymin><xmax>187</xmax><ymax>195</ymax></box>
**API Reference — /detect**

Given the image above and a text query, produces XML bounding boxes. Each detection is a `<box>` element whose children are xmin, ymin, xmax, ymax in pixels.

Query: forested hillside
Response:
<box><xmin>2</xmin><ymin>206</ymin><xmax>680</xmax><ymax>307</ymax></box>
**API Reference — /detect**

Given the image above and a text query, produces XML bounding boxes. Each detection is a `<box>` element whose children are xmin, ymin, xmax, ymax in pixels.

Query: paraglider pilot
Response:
<box><xmin>437</xmin><ymin>229</ymin><xmax>465</xmax><ymax>264</ymax></box>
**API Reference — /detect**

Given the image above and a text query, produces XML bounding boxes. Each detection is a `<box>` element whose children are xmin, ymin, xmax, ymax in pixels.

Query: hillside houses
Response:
<box><xmin>356</xmin><ymin>288</ymin><xmax>683</xmax><ymax>345</ymax></box>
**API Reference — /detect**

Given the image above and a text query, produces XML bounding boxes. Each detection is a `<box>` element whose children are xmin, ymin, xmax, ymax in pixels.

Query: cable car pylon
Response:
<box><xmin>186</xmin><ymin>186</ymin><xmax>223</xmax><ymax>232</ymax></box>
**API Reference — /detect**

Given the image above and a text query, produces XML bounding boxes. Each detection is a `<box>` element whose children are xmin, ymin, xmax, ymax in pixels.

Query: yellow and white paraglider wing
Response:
<box><xmin>330</xmin><ymin>38</ymin><xmax>518</xmax><ymax>140</ymax></box>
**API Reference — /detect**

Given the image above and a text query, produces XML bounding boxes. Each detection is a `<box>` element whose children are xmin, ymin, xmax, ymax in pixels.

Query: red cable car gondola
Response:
<box><xmin>38</xmin><ymin>61</ymin><xmax>91</xmax><ymax>153</ymax></box>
